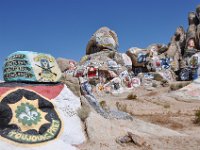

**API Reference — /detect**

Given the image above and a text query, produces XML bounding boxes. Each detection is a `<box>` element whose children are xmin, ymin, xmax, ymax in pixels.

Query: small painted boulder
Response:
<box><xmin>3</xmin><ymin>51</ymin><xmax>62</xmax><ymax>82</ymax></box>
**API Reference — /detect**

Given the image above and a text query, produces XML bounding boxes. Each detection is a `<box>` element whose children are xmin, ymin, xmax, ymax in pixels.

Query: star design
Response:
<box><xmin>8</xmin><ymin>97</ymin><xmax>49</xmax><ymax>132</ymax></box>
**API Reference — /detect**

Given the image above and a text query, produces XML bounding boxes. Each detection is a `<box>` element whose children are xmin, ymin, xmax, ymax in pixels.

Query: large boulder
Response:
<box><xmin>86</xmin><ymin>27</ymin><xmax>119</xmax><ymax>55</ymax></box>
<box><xmin>0</xmin><ymin>82</ymin><xmax>85</xmax><ymax>150</ymax></box>
<box><xmin>3</xmin><ymin>51</ymin><xmax>62</xmax><ymax>82</ymax></box>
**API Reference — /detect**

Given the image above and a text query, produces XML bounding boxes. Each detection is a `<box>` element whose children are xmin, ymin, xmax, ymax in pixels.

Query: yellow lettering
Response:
<box><xmin>38</xmin><ymin>135</ymin><xmax>47</xmax><ymax>141</ymax></box>
<box><xmin>31</xmin><ymin>136</ymin><xmax>37</xmax><ymax>142</ymax></box>
<box><xmin>15</xmin><ymin>133</ymin><xmax>22</xmax><ymax>139</ymax></box>
<box><xmin>8</xmin><ymin>131</ymin><xmax>17</xmax><ymax>137</ymax></box>
<box><xmin>27</xmin><ymin>134</ymin><xmax>32</xmax><ymax>141</ymax></box>
<box><xmin>6</xmin><ymin>120</ymin><xmax>60</xmax><ymax>143</ymax></box>
<box><xmin>44</xmin><ymin>133</ymin><xmax>52</xmax><ymax>139</ymax></box>
<box><xmin>21</xmin><ymin>134</ymin><xmax>28</xmax><ymax>141</ymax></box>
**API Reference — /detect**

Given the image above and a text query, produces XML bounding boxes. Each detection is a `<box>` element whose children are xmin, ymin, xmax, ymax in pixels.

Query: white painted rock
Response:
<box><xmin>0</xmin><ymin>83</ymin><xmax>85</xmax><ymax>150</ymax></box>
<box><xmin>3</xmin><ymin>51</ymin><xmax>62</xmax><ymax>82</ymax></box>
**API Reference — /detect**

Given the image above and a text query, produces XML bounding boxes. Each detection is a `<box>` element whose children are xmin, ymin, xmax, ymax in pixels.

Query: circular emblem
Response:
<box><xmin>0</xmin><ymin>89</ymin><xmax>62</xmax><ymax>144</ymax></box>
<box><xmin>15</xmin><ymin>102</ymin><xmax>42</xmax><ymax>126</ymax></box>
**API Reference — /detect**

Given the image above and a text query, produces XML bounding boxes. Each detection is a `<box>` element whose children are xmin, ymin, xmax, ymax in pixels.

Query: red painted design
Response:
<box><xmin>0</xmin><ymin>84</ymin><xmax>64</xmax><ymax>99</ymax></box>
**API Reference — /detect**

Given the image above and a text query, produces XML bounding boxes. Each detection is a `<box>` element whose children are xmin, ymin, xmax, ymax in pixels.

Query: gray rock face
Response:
<box><xmin>167</xmin><ymin>42</ymin><xmax>185</xmax><ymax>71</ymax></box>
<box><xmin>186</xmin><ymin>24</ymin><xmax>197</xmax><ymax>47</ymax></box>
<box><xmin>175</xmin><ymin>26</ymin><xmax>186</xmax><ymax>51</ymax></box>
<box><xmin>196</xmin><ymin>5</ymin><xmax>200</xmax><ymax>49</ymax></box>
<box><xmin>197</xmin><ymin>24</ymin><xmax>200</xmax><ymax>49</ymax></box>
<box><xmin>196</xmin><ymin>4</ymin><xmax>200</xmax><ymax>21</ymax></box>
<box><xmin>86</xmin><ymin>27</ymin><xmax>119</xmax><ymax>55</ymax></box>
<box><xmin>188</xmin><ymin>12</ymin><xmax>198</xmax><ymax>26</ymax></box>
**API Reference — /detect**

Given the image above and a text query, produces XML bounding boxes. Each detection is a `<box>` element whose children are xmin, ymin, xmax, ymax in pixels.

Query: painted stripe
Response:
<box><xmin>0</xmin><ymin>84</ymin><xmax>64</xmax><ymax>99</ymax></box>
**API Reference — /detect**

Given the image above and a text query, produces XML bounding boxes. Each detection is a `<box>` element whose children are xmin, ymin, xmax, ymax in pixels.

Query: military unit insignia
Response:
<box><xmin>0</xmin><ymin>88</ymin><xmax>62</xmax><ymax>144</ymax></box>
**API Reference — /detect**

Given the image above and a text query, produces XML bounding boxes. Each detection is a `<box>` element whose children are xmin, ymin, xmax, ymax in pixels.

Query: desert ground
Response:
<box><xmin>79</xmin><ymin>82</ymin><xmax>200</xmax><ymax>150</ymax></box>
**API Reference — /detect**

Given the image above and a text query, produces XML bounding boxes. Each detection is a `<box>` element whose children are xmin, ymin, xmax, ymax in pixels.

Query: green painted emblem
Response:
<box><xmin>15</xmin><ymin>103</ymin><xmax>42</xmax><ymax>126</ymax></box>
<box><xmin>0</xmin><ymin>89</ymin><xmax>62</xmax><ymax>144</ymax></box>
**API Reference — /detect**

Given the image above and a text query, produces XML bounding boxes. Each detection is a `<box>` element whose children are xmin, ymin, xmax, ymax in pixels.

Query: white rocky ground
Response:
<box><xmin>79</xmin><ymin>80</ymin><xmax>200</xmax><ymax>150</ymax></box>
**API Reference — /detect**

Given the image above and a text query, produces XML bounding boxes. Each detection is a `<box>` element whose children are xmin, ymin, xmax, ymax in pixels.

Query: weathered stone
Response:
<box><xmin>116</xmin><ymin>135</ymin><xmax>132</xmax><ymax>144</ymax></box>
<box><xmin>83</xmin><ymin>51</ymin><xmax>114</xmax><ymax>66</ymax></box>
<box><xmin>196</xmin><ymin>4</ymin><xmax>200</xmax><ymax>21</ymax></box>
<box><xmin>60</xmin><ymin>73</ymin><xmax>81</xmax><ymax>97</ymax></box>
<box><xmin>170</xmin><ymin>81</ymin><xmax>192</xmax><ymax>91</ymax></box>
<box><xmin>56</xmin><ymin>57</ymin><xmax>77</xmax><ymax>72</ymax></box>
<box><xmin>186</xmin><ymin>24</ymin><xmax>197</xmax><ymax>49</ymax></box>
<box><xmin>86</xmin><ymin>27</ymin><xmax>119</xmax><ymax>55</ymax></box>
<box><xmin>196</xmin><ymin>5</ymin><xmax>200</xmax><ymax>50</ymax></box>
<box><xmin>176</xmin><ymin>26</ymin><xmax>186</xmax><ymax>43</ymax></box>
<box><xmin>170</xmin><ymin>78</ymin><xmax>200</xmax><ymax>101</ymax></box>
<box><xmin>3</xmin><ymin>51</ymin><xmax>62</xmax><ymax>82</ymax></box>
<box><xmin>167</xmin><ymin>42</ymin><xmax>185</xmax><ymax>71</ymax></box>
<box><xmin>170</xmin><ymin>26</ymin><xmax>186</xmax><ymax>52</ymax></box>
<box><xmin>197</xmin><ymin>24</ymin><xmax>200</xmax><ymax>49</ymax></box>
<box><xmin>188</xmin><ymin>12</ymin><xmax>198</xmax><ymax>26</ymax></box>
<box><xmin>113</xmin><ymin>53</ymin><xmax>132</xmax><ymax>69</ymax></box>
<box><xmin>152</xmin><ymin>72</ymin><xmax>164</xmax><ymax>81</ymax></box>
<box><xmin>128</xmin><ymin>132</ymin><xmax>146</xmax><ymax>146</ymax></box>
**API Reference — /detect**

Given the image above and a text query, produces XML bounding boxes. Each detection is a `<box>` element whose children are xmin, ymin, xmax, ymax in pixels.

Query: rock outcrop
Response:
<box><xmin>86</xmin><ymin>27</ymin><xmax>119</xmax><ymax>55</ymax></box>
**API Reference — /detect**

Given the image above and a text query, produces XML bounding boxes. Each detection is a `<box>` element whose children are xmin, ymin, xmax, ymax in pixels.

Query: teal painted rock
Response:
<box><xmin>3</xmin><ymin>51</ymin><xmax>62</xmax><ymax>82</ymax></box>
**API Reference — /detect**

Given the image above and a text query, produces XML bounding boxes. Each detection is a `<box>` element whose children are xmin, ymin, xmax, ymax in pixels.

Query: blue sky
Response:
<box><xmin>0</xmin><ymin>0</ymin><xmax>199</xmax><ymax>79</ymax></box>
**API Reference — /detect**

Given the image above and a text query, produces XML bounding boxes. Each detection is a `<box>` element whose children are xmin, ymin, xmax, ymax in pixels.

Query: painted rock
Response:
<box><xmin>86</xmin><ymin>27</ymin><xmax>119</xmax><ymax>55</ymax></box>
<box><xmin>0</xmin><ymin>82</ymin><xmax>85</xmax><ymax>150</ymax></box>
<box><xmin>113</xmin><ymin>53</ymin><xmax>132</xmax><ymax>69</ymax></box>
<box><xmin>126</xmin><ymin>47</ymin><xmax>149</xmax><ymax>67</ymax></box>
<box><xmin>3</xmin><ymin>51</ymin><xmax>62</xmax><ymax>82</ymax></box>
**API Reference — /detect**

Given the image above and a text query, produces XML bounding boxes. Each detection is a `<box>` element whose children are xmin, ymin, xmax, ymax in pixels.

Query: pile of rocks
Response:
<box><xmin>56</xmin><ymin>5</ymin><xmax>200</xmax><ymax>97</ymax></box>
